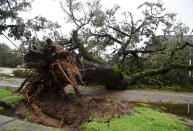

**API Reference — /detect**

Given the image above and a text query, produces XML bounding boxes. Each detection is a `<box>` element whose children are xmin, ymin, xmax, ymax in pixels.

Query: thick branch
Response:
<box><xmin>107</xmin><ymin>26</ymin><xmax>130</xmax><ymax>37</ymax></box>
<box><xmin>61</xmin><ymin>38</ymin><xmax>72</xmax><ymax>46</ymax></box>
<box><xmin>122</xmin><ymin>46</ymin><xmax>166</xmax><ymax>56</ymax></box>
<box><xmin>91</xmin><ymin>32</ymin><xmax>123</xmax><ymax>45</ymax></box>
<box><xmin>126</xmin><ymin>64</ymin><xmax>193</xmax><ymax>85</ymax></box>
<box><xmin>107</xmin><ymin>33</ymin><xmax>133</xmax><ymax>65</ymax></box>
<box><xmin>162</xmin><ymin>41</ymin><xmax>193</xmax><ymax>67</ymax></box>
<box><xmin>72</xmin><ymin>31</ymin><xmax>105</xmax><ymax>64</ymax></box>
<box><xmin>107</xmin><ymin>17</ymin><xmax>149</xmax><ymax>65</ymax></box>
<box><xmin>175</xmin><ymin>41</ymin><xmax>193</xmax><ymax>51</ymax></box>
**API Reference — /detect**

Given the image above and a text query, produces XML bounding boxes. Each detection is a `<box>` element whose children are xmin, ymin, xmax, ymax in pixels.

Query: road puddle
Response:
<box><xmin>129</xmin><ymin>101</ymin><xmax>193</xmax><ymax>120</ymax></box>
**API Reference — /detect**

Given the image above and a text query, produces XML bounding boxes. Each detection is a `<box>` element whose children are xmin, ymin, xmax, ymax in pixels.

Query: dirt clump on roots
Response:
<box><xmin>17</xmin><ymin>39</ymin><xmax>134</xmax><ymax>128</ymax></box>
<box><xmin>37</xmin><ymin>93</ymin><xmax>133</xmax><ymax>128</ymax></box>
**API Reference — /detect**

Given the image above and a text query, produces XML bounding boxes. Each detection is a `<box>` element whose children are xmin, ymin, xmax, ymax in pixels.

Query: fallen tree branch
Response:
<box><xmin>175</xmin><ymin>41</ymin><xmax>193</xmax><ymax>51</ymax></box>
<box><xmin>72</xmin><ymin>30</ymin><xmax>105</xmax><ymax>64</ymax></box>
<box><xmin>122</xmin><ymin>46</ymin><xmax>166</xmax><ymax>56</ymax></box>
<box><xmin>126</xmin><ymin>63</ymin><xmax>193</xmax><ymax>84</ymax></box>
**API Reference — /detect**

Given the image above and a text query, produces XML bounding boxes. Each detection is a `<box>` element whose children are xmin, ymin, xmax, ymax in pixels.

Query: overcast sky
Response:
<box><xmin>28</xmin><ymin>0</ymin><xmax>193</xmax><ymax>28</ymax></box>
<box><xmin>2</xmin><ymin>0</ymin><xmax>193</xmax><ymax>48</ymax></box>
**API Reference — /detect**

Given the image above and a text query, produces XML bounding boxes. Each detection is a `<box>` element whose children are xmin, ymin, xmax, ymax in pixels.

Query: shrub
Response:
<box><xmin>0</xmin><ymin>106</ymin><xmax>4</xmax><ymax>114</ymax></box>
<box><xmin>13</xmin><ymin>69</ymin><xmax>39</xmax><ymax>78</ymax></box>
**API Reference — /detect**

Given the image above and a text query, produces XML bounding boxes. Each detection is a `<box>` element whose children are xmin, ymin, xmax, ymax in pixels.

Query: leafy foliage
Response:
<box><xmin>0</xmin><ymin>106</ymin><xmax>3</xmax><ymax>114</ymax></box>
<box><xmin>61</xmin><ymin>0</ymin><xmax>176</xmax><ymax>62</ymax></box>
<box><xmin>0</xmin><ymin>43</ymin><xmax>21</xmax><ymax>67</ymax></box>
<box><xmin>0</xmin><ymin>0</ymin><xmax>31</xmax><ymax>39</ymax></box>
<box><xmin>13</xmin><ymin>69</ymin><xmax>39</xmax><ymax>78</ymax></box>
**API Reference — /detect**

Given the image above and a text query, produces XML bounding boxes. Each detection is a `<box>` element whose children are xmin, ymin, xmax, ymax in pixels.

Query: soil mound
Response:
<box><xmin>35</xmin><ymin>93</ymin><xmax>133</xmax><ymax>128</ymax></box>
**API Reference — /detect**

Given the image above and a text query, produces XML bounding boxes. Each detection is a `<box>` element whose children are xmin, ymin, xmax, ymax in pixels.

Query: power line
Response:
<box><xmin>1</xmin><ymin>32</ymin><xmax>23</xmax><ymax>54</ymax></box>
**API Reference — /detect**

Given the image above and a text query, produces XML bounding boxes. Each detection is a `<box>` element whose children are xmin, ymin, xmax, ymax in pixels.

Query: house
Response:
<box><xmin>144</xmin><ymin>35</ymin><xmax>193</xmax><ymax>77</ymax></box>
<box><xmin>145</xmin><ymin>35</ymin><xmax>193</xmax><ymax>51</ymax></box>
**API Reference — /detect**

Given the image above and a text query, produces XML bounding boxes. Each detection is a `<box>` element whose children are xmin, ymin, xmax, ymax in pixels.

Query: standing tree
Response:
<box><xmin>0</xmin><ymin>0</ymin><xmax>31</xmax><ymax>39</ymax></box>
<box><xmin>0</xmin><ymin>0</ymin><xmax>62</xmax><ymax>53</ymax></box>
<box><xmin>0</xmin><ymin>43</ymin><xmax>21</xmax><ymax>67</ymax></box>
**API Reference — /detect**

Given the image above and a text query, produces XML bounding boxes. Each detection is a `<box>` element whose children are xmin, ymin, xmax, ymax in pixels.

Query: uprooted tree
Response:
<box><xmin>55</xmin><ymin>0</ymin><xmax>193</xmax><ymax>90</ymax></box>
<box><xmin>6</xmin><ymin>0</ymin><xmax>193</xmax><ymax>127</ymax></box>
<box><xmin>15</xmin><ymin>0</ymin><xmax>193</xmax><ymax>92</ymax></box>
<box><xmin>17</xmin><ymin>39</ymin><xmax>133</xmax><ymax>127</ymax></box>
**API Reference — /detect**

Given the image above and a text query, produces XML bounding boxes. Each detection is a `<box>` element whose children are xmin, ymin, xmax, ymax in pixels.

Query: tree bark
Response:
<box><xmin>82</xmin><ymin>62</ymin><xmax>193</xmax><ymax>89</ymax></box>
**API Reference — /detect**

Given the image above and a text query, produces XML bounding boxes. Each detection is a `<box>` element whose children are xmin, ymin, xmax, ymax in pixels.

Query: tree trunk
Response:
<box><xmin>82</xmin><ymin>60</ymin><xmax>128</xmax><ymax>90</ymax></box>
<box><xmin>82</xmin><ymin>61</ymin><xmax>193</xmax><ymax>90</ymax></box>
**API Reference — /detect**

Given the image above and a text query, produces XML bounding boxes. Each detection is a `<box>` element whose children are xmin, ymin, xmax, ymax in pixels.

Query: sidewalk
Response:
<box><xmin>0</xmin><ymin>115</ymin><xmax>66</xmax><ymax>131</ymax></box>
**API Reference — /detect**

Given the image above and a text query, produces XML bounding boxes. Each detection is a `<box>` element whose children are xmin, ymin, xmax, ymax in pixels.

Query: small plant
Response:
<box><xmin>0</xmin><ymin>106</ymin><xmax>4</xmax><ymax>114</ymax></box>
<box><xmin>13</xmin><ymin>69</ymin><xmax>26</xmax><ymax>77</ymax></box>
<box><xmin>26</xmin><ymin>117</ymin><xmax>34</xmax><ymax>123</ymax></box>
<box><xmin>13</xmin><ymin>69</ymin><xmax>39</xmax><ymax>78</ymax></box>
<box><xmin>0</xmin><ymin>73</ymin><xmax>13</xmax><ymax>78</ymax></box>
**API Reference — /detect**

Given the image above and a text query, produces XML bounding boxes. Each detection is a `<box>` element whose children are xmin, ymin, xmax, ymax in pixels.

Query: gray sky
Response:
<box><xmin>28</xmin><ymin>0</ymin><xmax>193</xmax><ymax>28</ymax></box>
<box><xmin>2</xmin><ymin>0</ymin><xmax>193</xmax><ymax>48</ymax></box>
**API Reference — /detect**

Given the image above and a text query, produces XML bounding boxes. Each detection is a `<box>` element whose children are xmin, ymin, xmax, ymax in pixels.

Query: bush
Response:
<box><xmin>0</xmin><ymin>43</ymin><xmax>21</xmax><ymax>68</ymax></box>
<box><xmin>0</xmin><ymin>106</ymin><xmax>3</xmax><ymax>114</ymax></box>
<box><xmin>13</xmin><ymin>69</ymin><xmax>26</xmax><ymax>77</ymax></box>
<box><xmin>13</xmin><ymin>69</ymin><xmax>39</xmax><ymax>78</ymax></box>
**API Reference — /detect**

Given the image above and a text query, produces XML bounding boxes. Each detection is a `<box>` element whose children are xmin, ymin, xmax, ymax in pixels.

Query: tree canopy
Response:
<box><xmin>58</xmin><ymin>0</ymin><xmax>193</xmax><ymax>89</ymax></box>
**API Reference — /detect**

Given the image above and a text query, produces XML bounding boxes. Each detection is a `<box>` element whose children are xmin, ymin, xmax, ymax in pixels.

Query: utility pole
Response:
<box><xmin>189</xmin><ymin>47</ymin><xmax>192</xmax><ymax>77</ymax></box>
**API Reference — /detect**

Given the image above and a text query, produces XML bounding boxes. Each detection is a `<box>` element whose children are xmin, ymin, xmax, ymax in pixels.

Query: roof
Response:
<box><xmin>147</xmin><ymin>35</ymin><xmax>193</xmax><ymax>45</ymax></box>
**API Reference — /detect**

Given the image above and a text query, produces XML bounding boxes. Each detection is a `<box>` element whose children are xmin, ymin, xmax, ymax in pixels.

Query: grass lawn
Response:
<box><xmin>79</xmin><ymin>104</ymin><xmax>191</xmax><ymax>131</ymax></box>
<box><xmin>128</xmin><ymin>83</ymin><xmax>193</xmax><ymax>93</ymax></box>
<box><xmin>0</xmin><ymin>89</ymin><xmax>25</xmax><ymax>109</ymax></box>
<box><xmin>0</xmin><ymin>73</ymin><xmax>14</xmax><ymax>78</ymax></box>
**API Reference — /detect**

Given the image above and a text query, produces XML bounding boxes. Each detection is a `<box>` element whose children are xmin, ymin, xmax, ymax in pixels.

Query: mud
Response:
<box><xmin>35</xmin><ymin>93</ymin><xmax>133</xmax><ymax>128</ymax></box>
<box><xmin>2</xmin><ymin>93</ymin><xmax>133</xmax><ymax>128</ymax></box>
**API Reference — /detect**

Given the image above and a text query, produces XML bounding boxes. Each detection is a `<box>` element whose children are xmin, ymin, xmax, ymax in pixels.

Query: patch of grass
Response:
<box><xmin>0</xmin><ymin>73</ymin><xmax>14</xmax><ymax>78</ymax></box>
<box><xmin>161</xmin><ymin>85</ymin><xmax>182</xmax><ymax>92</ymax></box>
<box><xmin>79</xmin><ymin>106</ymin><xmax>190</xmax><ymax>131</ymax></box>
<box><xmin>13</xmin><ymin>69</ymin><xmax>39</xmax><ymax>78</ymax></box>
<box><xmin>0</xmin><ymin>106</ymin><xmax>4</xmax><ymax>114</ymax></box>
<box><xmin>140</xmin><ymin>99</ymin><xmax>150</xmax><ymax>103</ymax></box>
<box><xmin>127</xmin><ymin>83</ymin><xmax>193</xmax><ymax>93</ymax></box>
<box><xmin>1</xmin><ymin>96</ymin><xmax>25</xmax><ymax>109</ymax></box>
<box><xmin>2</xmin><ymin>86</ymin><xmax>18</xmax><ymax>92</ymax></box>
<box><xmin>0</xmin><ymin>89</ymin><xmax>25</xmax><ymax>109</ymax></box>
<box><xmin>26</xmin><ymin>117</ymin><xmax>34</xmax><ymax>123</ymax></box>
<box><xmin>0</xmin><ymin>89</ymin><xmax>12</xmax><ymax>99</ymax></box>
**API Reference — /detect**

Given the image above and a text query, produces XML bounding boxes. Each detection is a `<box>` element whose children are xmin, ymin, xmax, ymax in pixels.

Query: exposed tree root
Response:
<box><xmin>18</xmin><ymin>39</ymin><xmax>87</xmax><ymax>104</ymax></box>
<box><xmin>31</xmin><ymin>103</ymin><xmax>60</xmax><ymax>127</ymax></box>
